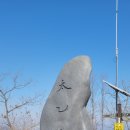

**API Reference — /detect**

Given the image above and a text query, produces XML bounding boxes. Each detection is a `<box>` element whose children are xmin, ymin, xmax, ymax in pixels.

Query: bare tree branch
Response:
<box><xmin>0</xmin><ymin>73</ymin><xmax>40</xmax><ymax>130</ymax></box>
<box><xmin>8</xmin><ymin>101</ymin><xmax>30</xmax><ymax>114</ymax></box>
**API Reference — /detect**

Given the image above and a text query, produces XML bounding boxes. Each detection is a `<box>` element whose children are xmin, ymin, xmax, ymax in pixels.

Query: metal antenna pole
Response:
<box><xmin>116</xmin><ymin>0</ymin><xmax>121</xmax><ymax>123</ymax></box>
<box><xmin>116</xmin><ymin>0</ymin><xmax>119</xmax><ymax>112</ymax></box>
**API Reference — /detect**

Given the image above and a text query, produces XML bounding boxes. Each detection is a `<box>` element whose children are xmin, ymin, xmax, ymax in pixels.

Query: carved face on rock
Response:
<box><xmin>40</xmin><ymin>56</ymin><xmax>92</xmax><ymax>130</ymax></box>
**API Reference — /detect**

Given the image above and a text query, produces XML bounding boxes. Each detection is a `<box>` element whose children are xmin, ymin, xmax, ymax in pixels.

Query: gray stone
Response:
<box><xmin>40</xmin><ymin>55</ymin><xmax>92</xmax><ymax>130</ymax></box>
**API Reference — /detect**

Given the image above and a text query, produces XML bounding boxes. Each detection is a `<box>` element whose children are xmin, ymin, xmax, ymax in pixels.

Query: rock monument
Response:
<box><xmin>40</xmin><ymin>55</ymin><xmax>92</xmax><ymax>130</ymax></box>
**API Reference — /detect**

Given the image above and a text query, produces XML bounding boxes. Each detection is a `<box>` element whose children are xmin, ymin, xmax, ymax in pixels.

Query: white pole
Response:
<box><xmin>116</xmin><ymin>0</ymin><xmax>120</xmax><ymax>123</ymax></box>
<box><xmin>116</xmin><ymin>0</ymin><xmax>118</xmax><ymax>89</ymax></box>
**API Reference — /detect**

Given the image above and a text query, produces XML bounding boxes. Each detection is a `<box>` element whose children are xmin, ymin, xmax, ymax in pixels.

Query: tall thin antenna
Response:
<box><xmin>116</xmin><ymin>0</ymin><xmax>118</xmax><ymax>88</ymax></box>
<box><xmin>115</xmin><ymin>0</ymin><xmax>119</xmax><ymax>114</ymax></box>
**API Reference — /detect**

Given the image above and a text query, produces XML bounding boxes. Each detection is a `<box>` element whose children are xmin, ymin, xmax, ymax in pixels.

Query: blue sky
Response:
<box><xmin>0</xmin><ymin>0</ymin><xmax>130</xmax><ymax>98</ymax></box>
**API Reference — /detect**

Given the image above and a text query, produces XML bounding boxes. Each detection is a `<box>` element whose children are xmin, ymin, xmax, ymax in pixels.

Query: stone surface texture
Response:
<box><xmin>40</xmin><ymin>55</ymin><xmax>92</xmax><ymax>130</ymax></box>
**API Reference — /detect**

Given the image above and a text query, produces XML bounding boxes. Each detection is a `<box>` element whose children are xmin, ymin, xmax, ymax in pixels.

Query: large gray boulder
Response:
<box><xmin>40</xmin><ymin>55</ymin><xmax>92</xmax><ymax>130</ymax></box>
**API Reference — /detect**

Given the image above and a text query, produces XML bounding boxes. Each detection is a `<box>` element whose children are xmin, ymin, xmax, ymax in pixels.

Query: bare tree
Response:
<box><xmin>121</xmin><ymin>80</ymin><xmax>130</xmax><ymax>130</ymax></box>
<box><xmin>101</xmin><ymin>79</ymin><xmax>105</xmax><ymax>130</ymax></box>
<box><xmin>89</xmin><ymin>74</ymin><xmax>98</xmax><ymax>130</ymax></box>
<box><xmin>0</xmin><ymin>73</ymin><xmax>41</xmax><ymax>130</ymax></box>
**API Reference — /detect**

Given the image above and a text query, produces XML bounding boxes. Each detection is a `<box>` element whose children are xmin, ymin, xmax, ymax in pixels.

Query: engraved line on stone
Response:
<box><xmin>57</xmin><ymin>80</ymin><xmax>72</xmax><ymax>92</ymax></box>
<box><xmin>56</xmin><ymin>105</ymin><xmax>68</xmax><ymax>112</ymax></box>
